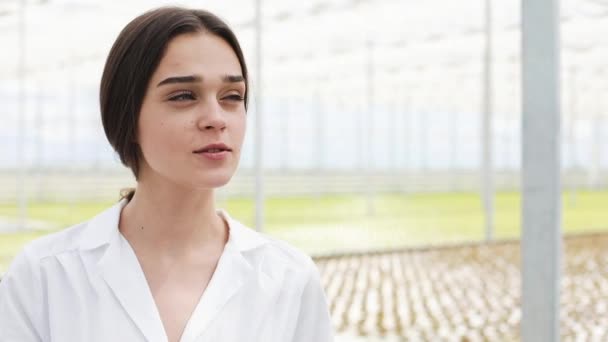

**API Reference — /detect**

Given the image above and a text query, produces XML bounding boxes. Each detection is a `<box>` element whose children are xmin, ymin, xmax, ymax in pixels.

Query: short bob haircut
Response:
<box><xmin>100</xmin><ymin>7</ymin><xmax>249</xmax><ymax>184</ymax></box>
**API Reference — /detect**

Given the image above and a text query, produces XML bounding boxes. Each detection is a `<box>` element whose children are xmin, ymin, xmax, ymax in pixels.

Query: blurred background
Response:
<box><xmin>1</xmin><ymin>0</ymin><xmax>607</xmax><ymax>340</ymax></box>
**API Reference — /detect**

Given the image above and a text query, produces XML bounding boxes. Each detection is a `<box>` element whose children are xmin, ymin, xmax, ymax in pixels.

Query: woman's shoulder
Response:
<box><xmin>259</xmin><ymin>235</ymin><xmax>317</xmax><ymax>275</ymax></box>
<box><xmin>0</xmin><ymin>220</ymin><xmax>92</xmax><ymax>306</ymax></box>
<box><xmin>3</xmin><ymin>201</ymin><xmax>122</xmax><ymax>277</ymax></box>
<box><xmin>224</xmin><ymin>213</ymin><xmax>318</xmax><ymax>276</ymax></box>
<box><xmin>8</xmin><ymin>221</ymin><xmax>90</xmax><ymax>272</ymax></box>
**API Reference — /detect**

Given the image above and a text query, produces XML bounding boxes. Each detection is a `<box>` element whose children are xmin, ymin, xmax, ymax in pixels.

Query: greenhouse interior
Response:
<box><xmin>1</xmin><ymin>0</ymin><xmax>608</xmax><ymax>340</ymax></box>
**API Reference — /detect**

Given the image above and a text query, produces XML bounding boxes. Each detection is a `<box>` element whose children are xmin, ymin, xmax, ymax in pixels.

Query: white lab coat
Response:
<box><xmin>0</xmin><ymin>200</ymin><xmax>333</xmax><ymax>342</ymax></box>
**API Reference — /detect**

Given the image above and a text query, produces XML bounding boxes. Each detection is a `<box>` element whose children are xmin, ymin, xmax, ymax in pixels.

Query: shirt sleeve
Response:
<box><xmin>0</xmin><ymin>248</ymin><xmax>45</xmax><ymax>342</ymax></box>
<box><xmin>291</xmin><ymin>259</ymin><xmax>334</xmax><ymax>342</ymax></box>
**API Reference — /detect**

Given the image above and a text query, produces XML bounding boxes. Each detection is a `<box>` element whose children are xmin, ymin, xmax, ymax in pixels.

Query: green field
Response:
<box><xmin>1</xmin><ymin>191</ymin><xmax>607</xmax><ymax>273</ymax></box>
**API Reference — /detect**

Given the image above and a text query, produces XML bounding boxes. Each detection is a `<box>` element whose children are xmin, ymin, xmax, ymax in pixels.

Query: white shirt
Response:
<box><xmin>0</xmin><ymin>200</ymin><xmax>333</xmax><ymax>342</ymax></box>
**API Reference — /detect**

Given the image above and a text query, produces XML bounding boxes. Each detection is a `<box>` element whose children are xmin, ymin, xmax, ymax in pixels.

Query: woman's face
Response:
<box><xmin>137</xmin><ymin>32</ymin><xmax>247</xmax><ymax>189</ymax></box>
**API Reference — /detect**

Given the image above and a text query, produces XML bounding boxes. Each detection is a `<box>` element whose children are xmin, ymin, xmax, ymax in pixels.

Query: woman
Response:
<box><xmin>0</xmin><ymin>7</ymin><xmax>333</xmax><ymax>342</ymax></box>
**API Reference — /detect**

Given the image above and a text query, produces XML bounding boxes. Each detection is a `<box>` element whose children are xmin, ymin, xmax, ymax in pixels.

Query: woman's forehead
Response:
<box><xmin>153</xmin><ymin>32</ymin><xmax>243</xmax><ymax>82</ymax></box>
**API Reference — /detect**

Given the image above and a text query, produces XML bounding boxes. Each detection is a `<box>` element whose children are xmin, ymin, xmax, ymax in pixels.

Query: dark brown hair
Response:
<box><xmin>100</xmin><ymin>7</ymin><xmax>249</xmax><ymax>195</ymax></box>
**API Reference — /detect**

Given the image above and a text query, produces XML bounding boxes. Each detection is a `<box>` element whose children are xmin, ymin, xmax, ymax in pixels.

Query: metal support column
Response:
<box><xmin>521</xmin><ymin>0</ymin><xmax>562</xmax><ymax>340</ymax></box>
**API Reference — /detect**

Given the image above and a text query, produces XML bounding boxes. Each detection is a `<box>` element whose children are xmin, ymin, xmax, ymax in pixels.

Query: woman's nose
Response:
<box><xmin>197</xmin><ymin>101</ymin><xmax>226</xmax><ymax>131</ymax></box>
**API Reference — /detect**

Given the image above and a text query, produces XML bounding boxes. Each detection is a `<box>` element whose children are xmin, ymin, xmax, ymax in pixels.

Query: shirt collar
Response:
<box><xmin>76</xmin><ymin>199</ymin><xmax>269</xmax><ymax>342</ymax></box>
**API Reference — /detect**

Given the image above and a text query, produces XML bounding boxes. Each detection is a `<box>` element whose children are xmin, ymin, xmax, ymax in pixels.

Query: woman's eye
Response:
<box><xmin>223</xmin><ymin>93</ymin><xmax>244</xmax><ymax>102</ymax></box>
<box><xmin>169</xmin><ymin>91</ymin><xmax>196</xmax><ymax>102</ymax></box>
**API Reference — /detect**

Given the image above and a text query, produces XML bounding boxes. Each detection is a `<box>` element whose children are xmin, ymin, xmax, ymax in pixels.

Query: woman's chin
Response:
<box><xmin>193</xmin><ymin>173</ymin><xmax>233</xmax><ymax>189</ymax></box>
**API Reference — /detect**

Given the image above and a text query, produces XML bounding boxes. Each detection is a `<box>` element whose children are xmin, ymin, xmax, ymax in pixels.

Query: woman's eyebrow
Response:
<box><xmin>157</xmin><ymin>74</ymin><xmax>243</xmax><ymax>87</ymax></box>
<box><xmin>157</xmin><ymin>75</ymin><xmax>202</xmax><ymax>87</ymax></box>
<box><xmin>223</xmin><ymin>74</ymin><xmax>244</xmax><ymax>83</ymax></box>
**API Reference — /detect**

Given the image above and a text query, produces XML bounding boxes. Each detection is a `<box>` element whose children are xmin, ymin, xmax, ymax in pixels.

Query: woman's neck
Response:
<box><xmin>118</xmin><ymin>176</ymin><xmax>227</xmax><ymax>256</ymax></box>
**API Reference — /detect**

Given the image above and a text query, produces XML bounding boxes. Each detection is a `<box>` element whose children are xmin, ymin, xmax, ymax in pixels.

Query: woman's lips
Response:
<box><xmin>196</xmin><ymin>150</ymin><xmax>229</xmax><ymax>161</ymax></box>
